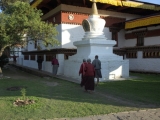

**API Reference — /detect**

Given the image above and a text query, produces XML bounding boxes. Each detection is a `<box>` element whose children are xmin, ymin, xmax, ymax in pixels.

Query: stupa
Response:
<box><xmin>63</xmin><ymin>0</ymin><xmax>129</xmax><ymax>81</ymax></box>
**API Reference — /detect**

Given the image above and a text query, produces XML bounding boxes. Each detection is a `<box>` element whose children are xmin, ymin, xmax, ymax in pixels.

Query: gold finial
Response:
<box><xmin>91</xmin><ymin>0</ymin><xmax>98</xmax><ymax>15</ymax></box>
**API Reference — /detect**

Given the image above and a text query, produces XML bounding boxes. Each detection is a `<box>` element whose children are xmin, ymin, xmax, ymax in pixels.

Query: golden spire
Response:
<box><xmin>91</xmin><ymin>0</ymin><xmax>98</xmax><ymax>15</ymax></box>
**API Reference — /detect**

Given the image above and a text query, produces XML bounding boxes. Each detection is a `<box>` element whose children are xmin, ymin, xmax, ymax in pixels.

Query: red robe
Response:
<box><xmin>85</xmin><ymin>63</ymin><xmax>95</xmax><ymax>76</ymax></box>
<box><xmin>79</xmin><ymin>62</ymin><xmax>87</xmax><ymax>87</ymax></box>
<box><xmin>79</xmin><ymin>62</ymin><xmax>87</xmax><ymax>76</ymax></box>
<box><xmin>85</xmin><ymin>63</ymin><xmax>95</xmax><ymax>91</ymax></box>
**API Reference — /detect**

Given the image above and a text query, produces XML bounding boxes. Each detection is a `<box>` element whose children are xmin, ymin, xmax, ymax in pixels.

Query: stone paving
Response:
<box><xmin>10</xmin><ymin>64</ymin><xmax>160</xmax><ymax>120</ymax></box>
<box><xmin>51</xmin><ymin>109</ymin><xmax>160</xmax><ymax>120</ymax></box>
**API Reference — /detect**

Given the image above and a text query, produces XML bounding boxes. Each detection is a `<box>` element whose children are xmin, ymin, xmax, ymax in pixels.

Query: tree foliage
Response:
<box><xmin>0</xmin><ymin>0</ymin><xmax>29</xmax><ymax>10</ymax></box>
<box><xmin>0</xmin><ymin>1</ymin><xmax>59</xmax><ymax>56</ymax></box>
<box><xmin>0</xmin><ymin>1</ymin><xmax>59</xmax><ymax>76</ymax></box>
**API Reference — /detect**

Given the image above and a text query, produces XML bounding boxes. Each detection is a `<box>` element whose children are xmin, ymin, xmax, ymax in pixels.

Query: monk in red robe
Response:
<box><xmin>79</xmin><ymin>59</ymin><xmax>87</xmax><ymax>87</ymax></box>
<box><xmin>85</xmin><ymin>58</ymin><xmax>95</xmax><ymax>93</ymax></box>
<box><xmin>51</xmin><ymin>56</ymin><xmax>59</xmax><ymax>75</ymax></box>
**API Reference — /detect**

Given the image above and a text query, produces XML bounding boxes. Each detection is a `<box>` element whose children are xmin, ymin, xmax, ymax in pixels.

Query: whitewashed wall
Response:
<box><xmin>148</xmin><ymin>26</ymin><xmax>160</xmax><ymax>30</ymax></box>
<box><xmin>27</xmin><ymin>25</ymin><xmax>62</xmax><ymax>51</ymax></box>
<box><xmin>27</xmin><ymin>41</ymin><xmax>37</xmax><ymax>51</ymax></box>
<box><xmin>124</xmin><ymin>35</ymin><xmax>160</xmax><ymax>47</ymax></box>
<box><xmin>125</xmin><ymin>25</ymin><xmax>160</xmax><ymax>47</ymax></box>
<box><xmin>124</xmin><ymin>25</ymin><xmax>160</xmax><ymax>73</ymax></box>
<box><xmin>124</xmin><ymin>38</ymin><xmax>137</xmax><ymax>47</ymax></box>
<box><xmin>26</xmin><ymin>7</ymin><xmax>140</xmax><ymax>51</ymax></box>
<box><xmin>16</xmin><ymin>54</ymin><xmax>64</xmax><ymax>75</ymax></box>
<box><xmin>129</xmin><ymin>51</ymin><xmax>160</xmax><ymax>73</ymax></box>
<box><xmin>103</xmin><ymin>27</ymin><xmax>111</xmax><ymax>39</ymax></box>
<box><xmin>118</xmin><ymin>30</ymin><xmax>125</xmax><ymax>48</ymax></box>
<box><xmin>145</xmin><ymin>37</ymin><xmax>160</xmax><ymax>46</ymax></box>
<box><xmin>61</xmin><ymin>24</ymin><xmax>84</xmax><ymax>48</ymax></box>
<box><xmin>18</xmin><ymin>7</ymin><xmax>144</xmax><ymax>75</ymax></box>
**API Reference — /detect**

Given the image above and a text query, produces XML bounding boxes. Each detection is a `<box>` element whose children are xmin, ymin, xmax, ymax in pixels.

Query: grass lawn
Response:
<box><xmin>0</xmin><ymin>67</ymin><xmax>160</xmax><ymax>119</ymax></box>
<box><xmin>97</xmin><ymin>73</ymin><xmax>160</xmax><ymax>105</ymax></box>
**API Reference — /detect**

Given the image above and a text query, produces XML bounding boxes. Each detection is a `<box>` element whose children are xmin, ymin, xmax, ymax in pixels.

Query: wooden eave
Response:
<box><xmin>22</xmin><ymin>48</ymin><xmax>77</xmax><ymax>55</ymax></box>
<box><xmin>125</xmin><ymin>13</ymin><xmax>160</xmax><ymax>30</ymax></box>
<box><xmin>123</xmin><ymin>44</ymin><xmax>160</xmax><ymax>51</ymax></box>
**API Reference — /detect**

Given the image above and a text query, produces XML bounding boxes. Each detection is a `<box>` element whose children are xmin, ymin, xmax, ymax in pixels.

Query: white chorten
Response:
<box><xmin>63</xmin><ymin>0</ymin><xmax>129</xmax><ymax>81</ymax></box>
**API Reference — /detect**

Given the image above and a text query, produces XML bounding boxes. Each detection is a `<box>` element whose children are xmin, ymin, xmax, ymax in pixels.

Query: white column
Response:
<box><xmin>43</xmin><ymin>54</ymin><xmax>46</xmax><ymax>71</ymax></box>
<box><xmin>56</xmin><ymin>54</ymin><xmax>65</xmax><ymax>75</ymax></box>
<box><xmin>36</xmin><ymin>55</ymin><xmax>38</xmax><ymax>61</ymax></box>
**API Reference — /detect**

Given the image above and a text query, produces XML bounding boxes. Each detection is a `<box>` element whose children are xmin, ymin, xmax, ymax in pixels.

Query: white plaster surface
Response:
<box><xmin>145</xmin><ymin>37</ymin><xmax>160</xmax><ymax>46</ymax></box>
<box><xmin>125</xmin><ymin>25</ymin><xmax>160</xmax><ymax>47</ymax></box>
<box><xmin>61</xmin><ymin>24</ymin><xmax>84</xmax><ymax>48</ymax></box>
<box><xmin>129</xmin><ymin>51</ymin><xmax>160</xmax><ymax>73</ymax></box>
<box><xmin>123</xmin><ymin>26</ymin><xmax>160</xmax><ymax>73</ymax></box>
<box><xmin>147</xmin><ymin>25</ymin><xmax>160</xmax><ymax>30</ymax></box>
<box><xmin>56</xmin><ymin>54</ymin><xmax>65</xmax><ymax>75</ymax></box>
<box><xmin>63</xmin><ymin>39</ymin><xmax>129</xmax><ymax>81</ymax></box>
<box><xmin>118</xmin><ymin>30</ymin><xmax>125</xmax><ymax>48</ymax></box>
<box><xmin>63</xmin><ymin>11</ymin><xmax>129</xmax><ymax>81</ymax></box>
<box><xmin>124</xmin><ymin>39</ymin><xmax>137</xmax><ymax>47</ymax></box>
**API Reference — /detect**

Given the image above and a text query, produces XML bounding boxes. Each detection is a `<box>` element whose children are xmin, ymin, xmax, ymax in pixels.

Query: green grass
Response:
<box><xmin>0</xmin><ymin>68</ymin><xmax>160</xmax><ymax>119</ymax></box>
<box><xmin>97</xmin><ymin>73</ymin><xmax>160</xmax><ymax>104</ymax></box>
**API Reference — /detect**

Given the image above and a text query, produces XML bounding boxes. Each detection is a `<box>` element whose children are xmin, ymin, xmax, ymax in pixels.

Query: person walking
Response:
<box><xmin>92</xmin><ymin>55</ymin><xmax>102</xmax><ymax>86</ymax></box>
<box><xmin>79</xmin><ymin>59</ymin><xmax>87</xmax><ymax>87</ymax></box>
<box><xmin>51</xmin><ymin>56</ymin><xmax>59</xmax><ymax>75</ymax></box>
<box><xmin>37</xmin><ymin>56</ymin><xmax>43</xmax><ymax>70</ymax></box>
<box><xmin>84</xmin><ymin>58</ymin><xmax>95</xmax><ymax>93</ymax></box>
<box><xmin>13</xmin><ymin>55</ymin><xmax>17</xmax><ymax>64</ymax></box>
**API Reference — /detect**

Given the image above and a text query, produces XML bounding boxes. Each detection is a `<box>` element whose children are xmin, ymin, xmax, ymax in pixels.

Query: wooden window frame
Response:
<box><xmin>137</xmin><ymin>36</ymin><xmax>144</xmax><ymax>46</ymax></box>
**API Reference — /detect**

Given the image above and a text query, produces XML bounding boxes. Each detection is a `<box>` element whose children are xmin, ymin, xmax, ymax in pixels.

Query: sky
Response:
<box><xmin>136</xmin><ymin>0</ymin><xmax>160</xmax><ymax>5</ymax></box>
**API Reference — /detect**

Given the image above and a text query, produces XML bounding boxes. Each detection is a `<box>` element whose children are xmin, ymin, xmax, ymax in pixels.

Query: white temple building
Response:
<box><xmin>9</xmin><ymin>0</ymin><xmax>160</xmax><ymax>80</ymax></box>
<box><xmin>63</xmin><ymin>1</ymin><xmax>129</xmax><ymax>81</ymax></box>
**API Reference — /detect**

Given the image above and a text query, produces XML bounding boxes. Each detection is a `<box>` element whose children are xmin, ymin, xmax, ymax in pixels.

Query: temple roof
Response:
<box><xmin>125</xmin><ymin>13</ymin><xmax>160</xmax><ymax>30</ymax></box>
<box><xmin>30</xmin><ymin>0</ymin><xmax>160</xmax><ymax>30</ymax></box>
<box><xmin>123</xmin><ymin>0</ymin><xmax>160</xmax><ymax>30</ymax></box>
<box><xmin>91</xmin><ymin>0</ymin><xmax>160</xmax><ymax>11</ymax></box>
<box><xmin>30</xmin><ymin>0</ymin><xmax>160</xmax><ymax>16</ymax></box>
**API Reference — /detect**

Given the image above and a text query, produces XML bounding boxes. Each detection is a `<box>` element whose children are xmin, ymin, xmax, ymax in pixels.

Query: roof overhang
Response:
<box><xmin>31</xmin><ymin>0</ymin><xmax>43</xmax><ymax>8</ymax></box>
<box><xmin>22</xmin><ymin>48</ymin><xmax>77</xmax><ymax>55</ymax></box>
<box><xmin>30</xmin><ymin>0</ymin><xmax>160</xmax><ymax>16</ymax></box>
<box><xmin>31</xmin><ymin>0</ymin><xmax>160</xmax><ymax>11</ymax></box>
<box><xmin>125</xmin><ymin>14</ymin><xmax>160</xmax><ymax>30</ymax></box>
<box><xmin>90</xmin><ymin>0</ymin><xmax>160</xmax><ymax>11</ymax></box>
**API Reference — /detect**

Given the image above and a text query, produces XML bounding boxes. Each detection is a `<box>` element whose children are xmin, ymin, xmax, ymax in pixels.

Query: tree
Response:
<box><xmin>0</xmin><ymin>0</ymin><xmax>29</xmax><ymax>10</ymax></box>
<box><xmin>0</xmin><ymin>1</ymin><xmax>59</xmax><ymax>76</ymax></box>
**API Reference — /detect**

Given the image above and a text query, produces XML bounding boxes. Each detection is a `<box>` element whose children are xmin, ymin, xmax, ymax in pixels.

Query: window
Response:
<box><xmin>109</xmin><ymin>27</ymin><xmax>120</xmax><ymax>47</ymax></box>
<box><xmin>137</xmin><ymin>36</ymin><xmax>144</xmax><ymax>46</ymax></box>
<box><xmin>134</xmin><ymin>30</ymin><xmax>147</xmax><ymax>46</ymax></box>
<box><xmin>64</xmin><ymin>54</ymin><xmax>69</xmax><ymax>60</ymax></box>
<box><xmin>46</xmin><ymin>55</ymin><xmax>52</xmax><ymax>61</ymax></box>
<box><xmin>24</xmin><ymin>55</ymin><xmax>29</xmax><ymax>60</ymax></box>
<box><xmin>30</xmin><ymin>55</ymin><xmax>35</xmax><ymax>60</ymax></box>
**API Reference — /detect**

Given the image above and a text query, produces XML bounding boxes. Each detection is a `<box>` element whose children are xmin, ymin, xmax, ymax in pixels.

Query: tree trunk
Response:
<box><xmin>0</xmin><ymin>67</ymin><xmax>3</xmax><ymax>77</ymax></box>
<box><xmin>0</xmin><ymin>45</ymin><xmax>10</xmax><ymax>77</ymax></box>
<box><xmin>0</xmin><ymin>51</ymin><xmax>3</xmax><ymax>77</ymax></box>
